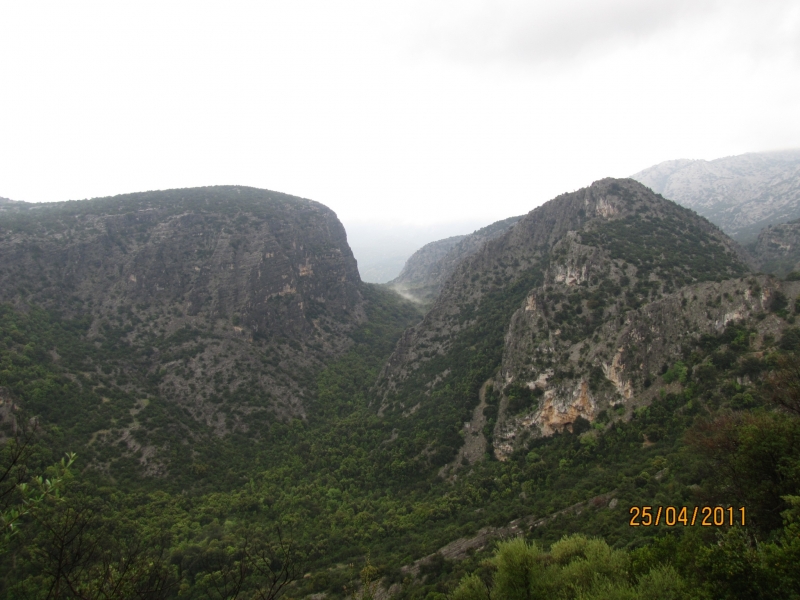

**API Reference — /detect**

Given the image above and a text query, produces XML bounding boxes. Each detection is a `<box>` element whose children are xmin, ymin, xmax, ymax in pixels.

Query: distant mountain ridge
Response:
<box><xmin>389</xmin><ymin>215</ymin><xmax>523</xmax><ymax>304</ymax></box>
<box><xmin>631</xmin><ymin>149</ymin><xmax>800</xmax><ymax>241</ymax></box>
<box><xmin>388</xmin><ymin>234</ymin><xmax>466</xmax><ymax>301</ymax></box>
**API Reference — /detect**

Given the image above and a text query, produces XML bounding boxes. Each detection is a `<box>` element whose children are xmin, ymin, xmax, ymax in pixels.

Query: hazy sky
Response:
<box><xmin>2</xmin><ymin>1</ymin><xmax>799</xmax><ymax>225</ymax></box>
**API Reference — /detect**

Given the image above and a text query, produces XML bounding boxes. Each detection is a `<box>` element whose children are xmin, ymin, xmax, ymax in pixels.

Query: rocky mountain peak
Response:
<box><xmin>0</xmin><ymin>186</ymin><xmax>363</xmax><ymax>340</ymax></box>
<box><xmin>374</xmin><ymin>178</ymin><xmax>752</xmax><ymax>471</ymax></box>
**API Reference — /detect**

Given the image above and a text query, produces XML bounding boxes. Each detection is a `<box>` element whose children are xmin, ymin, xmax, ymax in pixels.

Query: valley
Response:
<box><xmin>1</xmin><ymin>179</ymin><xmax>799</xmax><ymax>599</ymax></box>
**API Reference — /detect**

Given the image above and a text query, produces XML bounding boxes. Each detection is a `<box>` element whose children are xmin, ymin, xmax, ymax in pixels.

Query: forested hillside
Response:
<box><xmin>0</xmin><ymin>186</ymin><xmax>367</xmax><ymax>483</ymax></box>
<box><xmin>1</xmin><ymin>181</ymin><xmax>799</xmax><ymax>599</ymax></box>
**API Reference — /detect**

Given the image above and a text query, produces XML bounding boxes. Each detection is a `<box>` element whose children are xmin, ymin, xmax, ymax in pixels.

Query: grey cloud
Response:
<box><xmin>421</xmin><ymin>0</ymin><xmax>797</xmax><ymax>65</ymax></box>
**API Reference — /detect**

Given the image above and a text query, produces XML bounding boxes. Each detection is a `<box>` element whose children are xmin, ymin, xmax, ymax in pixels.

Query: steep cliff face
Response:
<box><xmin>631</xmin><ymin>149</ymin><xmax>800</xmax><ymax>242</ymax></box>
<box><xmin>0</xmin><ymin>186</ymin><xmax>365</xmax><ymax>471</ymax></box>
<box><xmin>493</xmin><ymin>274</ymin><xmax>794</xmax><ymax>458</ymax></box>
<box><xmin>375</xmin><ymin>179</ymin><xmax>755</xmax><ymax>470</ymax></box>
<box><xmin>751</xmin><ymin>218</ymin><xmax>800</xmax><ymax>276</ymax></box>
<box><xmin>389</xmin><ymin>216</ymin><xmax>522</xmax><ymax>304</ymax></box>
<box><xmin>0</xmin><ymin>187</ymin><xmax>361</xmax><ymax>332</ymax></box>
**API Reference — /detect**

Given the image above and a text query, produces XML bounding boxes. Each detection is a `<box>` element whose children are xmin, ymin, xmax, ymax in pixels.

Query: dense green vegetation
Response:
<box><xmin>0</xmin><ymin>302</ymin><xmax>279</xmax><ymax>495</ymax></box>
<box><xmin>2</xmin><ymin>277</ymin><xmax>799</xmax><ymax>598</ymax></box>
<box><xmin>379</xmin><ymin>266</ymin><xmax>547</xmax><ymax>469</ymax></box>
<box><xmin>581</xmin><ymin>212</ymin><xmax>748</xmax><ymax>292</ymax></box>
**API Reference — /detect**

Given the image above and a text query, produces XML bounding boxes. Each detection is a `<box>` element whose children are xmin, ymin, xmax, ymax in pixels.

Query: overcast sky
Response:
<box><xmin>1</xmin><ymin>1</ymin><xmax>799</xmax><ymax>226</ymax></box>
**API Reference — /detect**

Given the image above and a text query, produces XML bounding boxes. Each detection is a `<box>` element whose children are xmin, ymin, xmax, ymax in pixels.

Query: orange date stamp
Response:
<box><xmin>629</xmin><ymin>506</ymin><xmax>746</xmax><ymax>527</ymax></box>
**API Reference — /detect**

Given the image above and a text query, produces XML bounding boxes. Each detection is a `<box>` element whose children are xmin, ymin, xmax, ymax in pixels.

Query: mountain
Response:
<box><xmin>631</xmin><ymin>149</ymin><xmax>800</xmax><ymax>241</ymax></box>
<box><xmin>0</xmin><ymin>186</ymin><xmax>372</xmax><ymax>478</ymax></box>
<box><xmin>388</xmin><ymin>215</ymin><xmax>522</xmax><ymax>304</ymax></box>
<box><xmin>376</xmin><ymin>178</ymin><xmax>753</xmax><ymax>471</ymax></box>
<box><xmin>4</xmin><ymin>179</ymin><xmax>800</xmax><ymax>598</ymax></box>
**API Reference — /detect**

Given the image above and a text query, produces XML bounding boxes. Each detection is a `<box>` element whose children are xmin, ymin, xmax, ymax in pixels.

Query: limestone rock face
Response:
<box><xmin>0</xmin><ymin>186</ymin><xmax>364</xmax><ymax>436</ymax></box>
<box><xmin>494</xmin><ymin>274</ymin><xmax>795</xmax><ymax>458</ymax></box>
<box><xmin>631</xmin><ymin>149</ymin><xmax>800</xmax><ymax>242</ymax></box>
<box><xmin>389</xmin><ymin>216</ymin><xmax>522</xmax><ymax>304</ymax></box>
<box><xmin>376</xmin><ymin>178</ymin><xmax>757</xmax><ymax>463</ymax></box>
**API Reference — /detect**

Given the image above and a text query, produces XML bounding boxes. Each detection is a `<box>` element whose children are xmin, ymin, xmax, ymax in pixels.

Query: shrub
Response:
<box><xmin>492</xmin><ymin>538</ymin><xmax>545</xmax><ymax>600</ymax></box>
<box><xmin>662</xmin><ymin>362</ymin><xmax>687</xmax><ymax>384</ymax></box>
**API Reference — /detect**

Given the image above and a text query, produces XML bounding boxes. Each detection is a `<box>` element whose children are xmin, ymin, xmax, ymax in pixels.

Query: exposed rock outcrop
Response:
<box><xmin>379</xmin><ymin>179</ymin><xmax>745</xmax><ymax>395</ymax></box>
<box><xmin>494</xmin><ymin>274</ymin><xmax>796</xmax><ymax>458</ymax></box>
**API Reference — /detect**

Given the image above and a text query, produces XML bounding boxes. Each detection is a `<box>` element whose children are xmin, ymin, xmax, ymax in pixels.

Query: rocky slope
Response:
<box><xmin>0</xmin><ymin>186</ymin><xmax>366</xmax><ymax>472</ymax></box>
<box><xmin>375</xmin><ymin>178</ymin><xmax>760</xmax><ymax>470</ymax></box>
<box><xmin>492</xmin><ymin>273</ymin><xmax>795</xmax><ymax>459</ymax></box>
<box><xmin>631</xmin><ymin>149</ymin><xmax>800</xmax><ymax>242</ymax></box>
<box><xmin>388</xmin><ymin>235</ymin><xmax>466</xmax><ymax>302</ymax></box>
<box><xmin>751</xmin><ymin>218</ymin><xmax>800</xmax><ymax>276</ymax></box>
<box><xmin>389</xmin><ymin>215</ymin><xmax>522</xmax><ymax>304</ymax></box>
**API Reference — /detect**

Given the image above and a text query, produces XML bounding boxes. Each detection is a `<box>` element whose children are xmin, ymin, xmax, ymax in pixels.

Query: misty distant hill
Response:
<box><xmin>345</xmin><ymin>219</ymin><xmax>489</xmax><ymax>283</ymax></box>
<box><xmin>389</xmin><ymin>215</ymin><xmax>522</xmax><ymax>304</ymax></box>
<box><xmin>631</xmin><ymin>149</ymin><xmax>800</xmax><ymax>242</ymax></box>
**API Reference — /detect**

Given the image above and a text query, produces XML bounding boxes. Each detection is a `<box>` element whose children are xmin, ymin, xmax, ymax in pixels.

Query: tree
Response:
<box><xmin>197</xmin><ymin>526</ymin><xmax>305</xmax><ymax>600</ymax></box>
<box><xmin>767</xmin><ymin>353</ymin><xmax>800</xmax><ymax>417</ymax></box>
<box><xmin>492</xmin><ymin>538</ymin><xmax>544</xmax><ymax>600</ymax></box>
<box><xmin>451</xmin><ymin>574</ymin><xmax>490</xmax><ymax>600</ymax></box>
<box><xmin>685</xmin><ymin>411</ymin><xmax>800</xmax><ymax>535</ymax></box>
<box><xmin>344</xmin><ymin>553</ymin><xmax>379</xmax><ymax>600</ymax></box>
<box><xmin>15</xmin><ymin>497</ymin><xmax>176</xmax><ymax>599</ymax></box>
<box><xmin>1</xmin><ymin>419</ymin><xmax>75</xmax><ymax>549</ymax></box>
